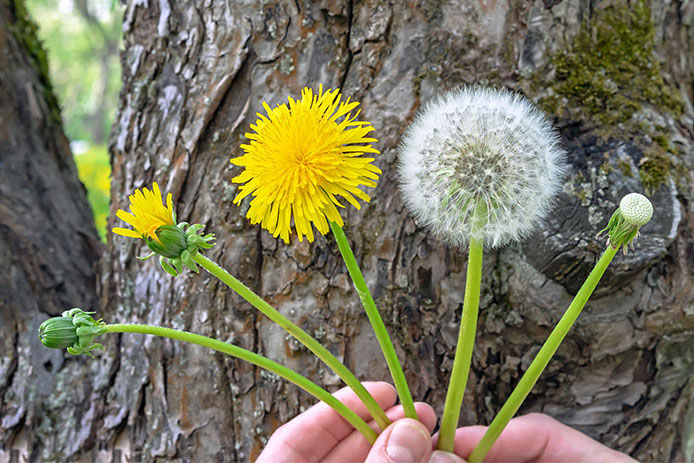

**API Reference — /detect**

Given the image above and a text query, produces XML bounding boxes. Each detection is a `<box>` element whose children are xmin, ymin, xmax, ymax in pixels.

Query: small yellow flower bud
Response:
<box><xmin>113</xmin><ymin>183</ymin><xmax>216</xmax><ymax>276</ymax></box>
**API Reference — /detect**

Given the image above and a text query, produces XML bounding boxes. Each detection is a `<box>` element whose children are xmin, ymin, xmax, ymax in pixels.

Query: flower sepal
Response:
<box><xmin>597</xmin><ymin>193</ymin><xmax>653</xmax><ymax>253</ymax></box>
<box><xmin>159</xmin><ymin>256</ymin><xmax>179</xmax><ymax>277</ymax></box>
<box><xmin>38</xmin><ymin>308</ymin><xmax>107</xmax><ymax>358</ymax></box>
<box><xmin>147</xmin><ymin>222</ymin><xmax>216</xmax><ymax>277</ymax></box>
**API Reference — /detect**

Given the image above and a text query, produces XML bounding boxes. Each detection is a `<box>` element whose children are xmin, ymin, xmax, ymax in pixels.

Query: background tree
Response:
<box><xmin>3</xmin><ymin>0</ymin><xmax>694</xmax><ymax>461</ymax></box>
<box><xmin>0</xmin><ymin>0</ymin><xmax>100</xmax><ymax>461</ymax></box>
<box><xmin>27</xmin><ymin>0</ymin><xmax>121</xmax><ymax>145</ymax></box>
<box><xmin>27</xmin><ymin>0</ymin><xmax>122</xmax><ymax>239</ymax></box>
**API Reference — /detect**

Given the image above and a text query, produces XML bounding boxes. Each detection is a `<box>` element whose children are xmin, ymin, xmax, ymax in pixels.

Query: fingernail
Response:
<box><xmin>386</xmin><ymin>421</ymin><xmax>431</xmax><ymax>463</ymax></box>
<box><xmin>429</xmin><ymin>450</ymin><xmax>465</xmax><ymax>463</ymax></box>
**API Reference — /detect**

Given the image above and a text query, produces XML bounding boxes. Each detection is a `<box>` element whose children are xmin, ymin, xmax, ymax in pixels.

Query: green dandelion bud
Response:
<box><xmin>139</xmin><ymin>222</ymin><xmax>216</xmax><ymax>276</ymax></box>
<box><xmin>147</xmin><ymin>222</ymin><xmax>216</xmax><ymax>276</ymax></box>
<box><xmin>147</xmin><ymin>224</ymin><xmax>188</xmax><ymax>258</ymax></box>
<box><xmin>38</xmin><ymin>309</ymin><xmax>107</xmax><ymax>357</ymax></box>
<box><xmin>598</xmin><ymin>193</ymin><xmax>653</xmax><ymax>253</ymax></box>
<box><xmin>39</xmin><ymin>317</ymin><xmax>79</xmax><ymax>349</ymax></box>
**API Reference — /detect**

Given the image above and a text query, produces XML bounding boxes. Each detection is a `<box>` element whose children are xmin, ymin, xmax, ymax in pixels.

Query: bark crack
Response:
<box><xmin>0</xmin><ymin>328</ymin><xmax>19</xmax><ymax>409</ymax></box>
<box><xmin>390</xmin><ymin>216</ymin><xmax>408</xmax><ymax>288</ymax></box>
<box><xmin>338</xmin><ymin>0</ymin><xmax>354</xmax><ymax>90</ymax></box>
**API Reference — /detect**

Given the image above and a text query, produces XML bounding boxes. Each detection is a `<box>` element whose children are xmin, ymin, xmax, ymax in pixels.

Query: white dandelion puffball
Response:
<box><xmin>398</xmin><ymin>87</ymin><xmax>566</xmax><ymax>247</ymax></box>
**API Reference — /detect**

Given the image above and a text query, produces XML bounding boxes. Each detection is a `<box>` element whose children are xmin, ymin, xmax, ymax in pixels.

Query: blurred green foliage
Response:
<box><xmin>28</xmin><ymin>0</ymin><xmax>122</xmax><ymax>239</ymax></box>
<box><xmin>74</xmin><ymin>144</ymin><xmax>111</xmax><ymax>239</ymax></box>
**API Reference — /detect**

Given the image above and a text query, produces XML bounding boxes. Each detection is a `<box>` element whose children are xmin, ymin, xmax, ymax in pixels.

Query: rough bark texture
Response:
<box><xmin>6</xmin><ymin>0</ymin><xmax>694</xmax><ymax>461</ymax></box>
<box><xmin>0</xmin><ymin>1</ymin><xmax>101</xmax><ymax>461</ymax></box>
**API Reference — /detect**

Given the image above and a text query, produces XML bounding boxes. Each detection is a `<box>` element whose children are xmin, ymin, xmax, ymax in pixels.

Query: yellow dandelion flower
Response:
<box><xmin>112</xmin><ymin>182</ymin><xmax>175</xmax><ymax>242</ymax></box>
<box><xmin>230</xmin><ymin>85</ymin><xmax>382</xmax><ymax>243</ymax></box>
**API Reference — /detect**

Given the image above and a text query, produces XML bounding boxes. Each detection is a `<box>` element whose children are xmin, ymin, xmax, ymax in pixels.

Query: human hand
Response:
<box><xmin>257</xmin><ymin>386</ymin><xmax>636</xmax><ymax>463</ymax></box>
<box><xmin>257</xmin><ymin>381</ymin><xmax>440</xmax><ymax>463</ymax></box>
<box><xmin>447</xmin><ymin>413</ymin><xmax>637</xmax><ymax>463</ymax></box>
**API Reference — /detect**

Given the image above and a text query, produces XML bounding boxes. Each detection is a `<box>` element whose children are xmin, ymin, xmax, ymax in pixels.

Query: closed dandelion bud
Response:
<box><xmin>398</xmin><ymin>87</ymin><xmax>566</xmax><ymax>247</ymax></box>
<box><xmin>147</xmin><ymin>225</ymin><xmax>188</xmax><ymax>259</ymax></box>
<box><xmin>598</xmin><ymin>193</ymin><xmax>653</xmax><ymax>252</ymax></box>
<box><xmin>39</xmin><ymin>317</ymin><xmax>79</xmax><ymax>349</ymax></box>
<box><xmin>38</xmin><ymin>308</ymin><xmax>107</xmax><ymax>357</ymax></box>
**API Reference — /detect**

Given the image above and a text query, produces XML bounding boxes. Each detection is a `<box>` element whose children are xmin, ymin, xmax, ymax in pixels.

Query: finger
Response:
<box><xmin>323</xmin><ymin>402</ymin><xmax>437</xmax><ymax>463</ymax></box>
<box><xmin>429</xmin><ymin>451</ymin><xmax>466</xmax><ymax>463</ymax></box>
<box><xmin>450</xmin><ymin>414</ymin><xmax>556</xmax><ymax>461</ymax></box>
<box><xmin>451</xmin><ymin>413</ymin><xmax>635</xmax><ymax>462</ymax></box>
<box><xmin>364</xmin><ymin>418</ymin><xmax>433</xmax><ymax>463</ymax></box>
<box><xmin>257</xmin><ymin>382</ymin><xmax>397</xmax><ymax>463</ymax></box>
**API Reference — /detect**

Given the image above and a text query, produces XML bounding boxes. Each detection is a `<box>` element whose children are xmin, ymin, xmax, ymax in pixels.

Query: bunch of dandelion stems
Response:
<box><xmin>436</xmin><ymin>203</ymin><xmax>622</xmax><ymax>460</ymax></box>
<box><xmin>195</xmin><ymin>224</ymin><xmax>417</xmax><ymax>423</ymax></box>
<box><xmin>103</xmin><ymin>323</ymin><xmax>377</xmax><ymax>443</ymax></box>
<box><xmin>189</xmin><ymin>253</ymin><xmax>391</xmax><ymax>431</ymax></box>
<box><xmin>119</xmin><ymin>218</ymin><xmax>620</xmax><ymax>453</ymax></box>
<box><xmin>465</xmin><ymin>243</ymin><xmax>620</xmax><ymax>462</ymax></box>
<box><xmin>103</xmin><ymin>222</ymin><xmax>619</xmax><ymax>451</ymax></box>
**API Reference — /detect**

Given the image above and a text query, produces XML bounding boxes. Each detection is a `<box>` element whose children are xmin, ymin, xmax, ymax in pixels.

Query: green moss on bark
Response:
<box><xmin>639</xmin><ymin>147</ymin><xmax>673</xmax><ymax>193</ymax></box>
<box><xmin>542</xmin><ymin>0</ymin><xmax>682</xmax><ymax>127</ymax></box>
<box><xmin>532</xmin><ymin>0</ymin><xmax>683</xmax><ymax>192</ymax></box>
<box><xmin>617</xmin><ymin>158</ymin><xmax>633</xmax><ymax>178</ymax></box>
<box><xmin>6</xmin><ymin>0</ymin><xmax>62</xmax><ymax>125</ymax></box>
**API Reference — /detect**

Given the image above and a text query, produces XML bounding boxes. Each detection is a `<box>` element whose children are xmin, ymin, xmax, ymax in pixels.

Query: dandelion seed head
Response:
<box><xmin>398</xmin><ymin>87</ymin><xmax>566</xmax><ymax>247</ymax></box>
<box><xmin>598</xmin><ymin>193</ymin><xmax>653</xmax><ymax>252</ymax></box>
<box><xmin>619</xmin><ymin>193</ymin><xmax>653</xmax><ymax>227</ymax></box>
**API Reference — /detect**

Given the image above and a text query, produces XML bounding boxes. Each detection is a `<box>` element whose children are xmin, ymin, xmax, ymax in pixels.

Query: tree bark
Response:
<box><xmin>8</xmin><ymin>0</ymin><xmax>694</xmax><ymax>461</ymax></box>
<box><xmin>0</xmin><ymin>0</ymin><xmax>100</xmax><ymax>461</ymax></box>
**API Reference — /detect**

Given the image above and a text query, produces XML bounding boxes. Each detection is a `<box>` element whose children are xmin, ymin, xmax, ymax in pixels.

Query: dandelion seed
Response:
<box><xmin>230</xmin><ymin>86</ymin><xmax>381</xmax><ymax>243</ymax></box>
<box><xmin>398</xmin><ymin>87</ymin><xmax>566</xmax><ymax>247</ymax></box>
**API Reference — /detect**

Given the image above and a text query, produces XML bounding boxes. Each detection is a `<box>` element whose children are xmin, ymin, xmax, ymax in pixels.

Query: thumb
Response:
<box><xmin>365</xmin><ymin>419</ymin><xmax>433</xmax><ymax>463</ymax></box>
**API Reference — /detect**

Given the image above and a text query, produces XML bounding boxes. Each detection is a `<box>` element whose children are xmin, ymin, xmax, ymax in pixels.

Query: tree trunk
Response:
<box><xmin>11</xmin><ymin>0</ymin><xmax>694</xmax><ymax>461</ymax></box>
<box><xmin>0</xmin><ymin>0</ymin><xmax>100</xmax><ymax>461</ymax></box>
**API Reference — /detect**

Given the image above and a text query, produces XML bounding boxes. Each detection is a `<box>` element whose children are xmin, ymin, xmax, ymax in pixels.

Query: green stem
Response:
<box><xmin>436</xmin><ymin>231</ymin><xmax>485</xmax><ymax>452</ymax></box>
<box><xmin>104</xmin><ymin>324</ymin><xmax>377</xmax><ymax>444</ymax></box>
<box><xmin>467</xmin><ymin>245</ymin><xmax>620</xmax><ymax>463</ymax></box>
<box><xmin>330</xmin><ymin>222</ymin><xmax>418</xmax><ymax>420</ymax></box>
<box><xmin>192</xmin><ymin>253</ymin><xmax>390</xmax><ymax>430</ymax></box>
